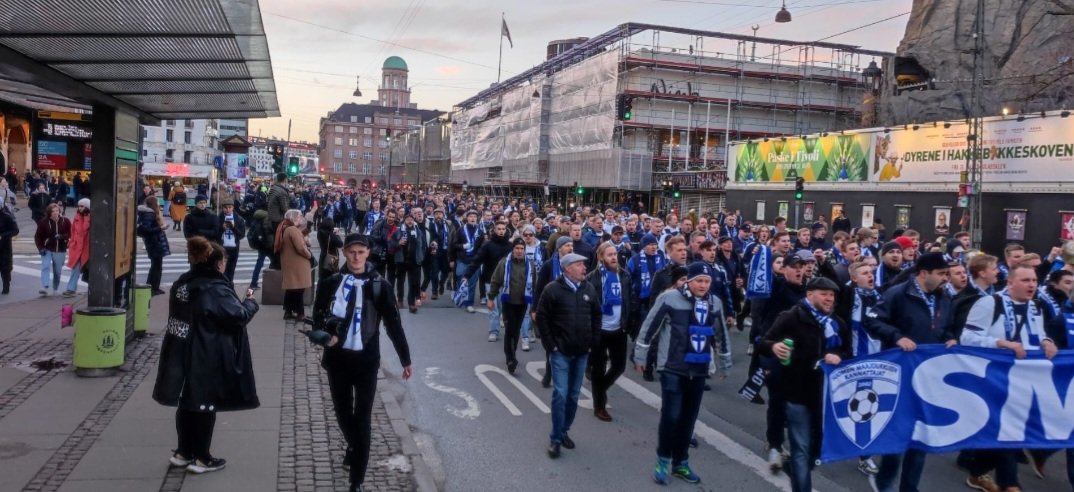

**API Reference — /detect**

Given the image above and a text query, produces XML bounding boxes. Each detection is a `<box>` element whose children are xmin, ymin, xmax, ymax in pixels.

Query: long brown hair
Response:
<box><xmin>145</xmin><ymin>196</ymin><xmax>163</xmax><ymax>227</ymax></box>
<box><xmin>187</xmin><ymin>236</ymin><xmax>226</xmax><ymax>267</ymax></box>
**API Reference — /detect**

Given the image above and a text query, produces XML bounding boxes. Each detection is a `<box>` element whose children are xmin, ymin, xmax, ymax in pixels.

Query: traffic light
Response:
<box><xmin>270</xmin><ymin>144</ymin><xmax>285</xmax><ymax>174</ymax></box>
<box><xmin>794</xmin><ymin>176</ymin><xmax>804</xmax><ymax>200</ymax></box>
<box><xmin>287</xmin><ymin>156</ymin><xmax>300</xmax><ymax>176</ymax></box>
<box><xmin>616</xmin><ymin>95</ymin><xmax>634</xmax><ymax>121</ymax></box>
<box><xmin>575</xmin><ymin>181</ymin><xmax>585</xmax><ymax>195</ymax></box>
<box><xmin>672</xmin><ymin>183</ymin><xmax>681</xmax><ymax>199</ymax></box>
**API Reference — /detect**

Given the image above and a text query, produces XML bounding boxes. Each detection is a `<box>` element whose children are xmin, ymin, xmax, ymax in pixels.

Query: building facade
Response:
<box><xmin>217</xmin><ymin>118</ymin><xmax>248</xmax><ymax>139</ymax></box>
<box><xmin>451</xmin><ymin>23</ymin><xmax>890</xmax><ymax>212</ymax></box>
<box><xmin>318</xmin><ymin>56</ymin><xmax>443</xmax><ymax>187</ymax></box>
<box><xmin>141</xmin><ymin>118</ymin><xmax>220</xmax><ymax>167</ymax></box>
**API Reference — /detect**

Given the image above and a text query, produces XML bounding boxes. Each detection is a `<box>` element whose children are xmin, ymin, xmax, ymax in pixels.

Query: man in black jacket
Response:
<box><xmin>217</xmin><ymin>199</ymin><xmax>247</xmax><ymax>282</ymax></box>
<box><xmin>266</xmin><ymin>173</ymin><xmax>291</xmax><ymax>269</ymax></box>
<box><xmin>586</xmin><ymin>241</ymin><xmax>634</xmax><ymax>422</ymax></box>
<box><xmin>536</xmin><ymin>253</ymin><xmax>601</xmax><ymax>459</ymax></box>
<box><xmin>449</xmin><ymin>210</ymin><xmax>483</xmax><ymax>313</ymax></box>
<box><xmin>761</xmin><ymin>276</ymin><xmax>851</xmax><ymax>492</ymax></box>
<box><xmin>312</xmin><ymin>234</ymin><xmax>412</xmax><ymax>492</ymax></box>
<box><xmin>183</xmin><ymin>195</ymin><xmax>222</xmax><ymax>242</ymax></box>
<box><xmin>464</xmin><ymin>221</ymin><xmax>513</xmax><ymax>342</ymax></box>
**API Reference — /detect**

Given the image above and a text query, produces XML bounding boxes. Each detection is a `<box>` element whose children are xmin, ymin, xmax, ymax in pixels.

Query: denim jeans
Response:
<box><xmin>454</xmin><ymin>260</ymin><xmax>479</xmax><ymax>306</ymax></box>
<box><xmin>549</xmin><ymin>351</ymin><xmax>587</xmax><ymax>444</ymax></box>
<box><xmin>657</xmin><ymin>371</ymin><xmax>706</xmax><ymax>464</ymax></box>
<box><xmin>785</xmin><ymin>402</ymin><xmax>815</xmax><ymax>492</ymax></box>
<box><xmin>41</xmin><ymin>250</ymin><xmax>65</xmax><ymax>290</ymax></box>
<box><xmin>520</xmin><ymin>304</ymin><xmax>533</xmax><ymax>339</ymax></box>
<box><xmin>250</xmin><ymin>250</ymin><xmax>267</xmax><ymax>287</ymax></box>
<box><xmin>485</xmin><ymin>284</ymin><xmax>501</xmax><ymax>335</ymax></box>
<box><xmin>66</xmin><ymin>260</ymin><xmax>83</xmax><ymax>292</ymax></box>
<box><xmin>874</xmin><ymin>449</ymin><xmax>927</xmax><ymax>492</ymax></box>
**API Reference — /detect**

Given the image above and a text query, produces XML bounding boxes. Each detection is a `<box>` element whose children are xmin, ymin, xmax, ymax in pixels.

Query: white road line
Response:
<box><xmin>475</xmin><ymin>363</ymin><xmax>550</xmax><ymax>416</ymax></box>
<box><xmin>614</xmin><ymin>376</ymin><xmax>805</xmax><ymax>492</ymax></box>
<box><xmin>423</xmin><ymin>367</ymin><xmax>481</xmax><ymax>420</ymax></box>
<box><xmin>523</xmin><ymin>361</ymin><xmax>599</xmax><ymax>410</ymax></box>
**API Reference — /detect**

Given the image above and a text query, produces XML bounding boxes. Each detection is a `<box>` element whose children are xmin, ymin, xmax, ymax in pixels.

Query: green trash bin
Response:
<box><xmin>73</xmin><ymin>307</ymin><xmax>126</xmax><ymax>377</ymax></box>
<box><xmin>133</xmin><ymin>285</ymin><xmax>152</xmax><ymax>336</ymax></box>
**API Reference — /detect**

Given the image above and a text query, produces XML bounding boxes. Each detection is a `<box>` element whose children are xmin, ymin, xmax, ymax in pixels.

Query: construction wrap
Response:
<box><xmin>450</xmin><ymin>74</ymin><xmax>546</xmax><ymax>172</ymax></box>
<box><xmin>548</xmin><ymin>50</ymin><xmax>617</xmax><ymax>156</ymax></box>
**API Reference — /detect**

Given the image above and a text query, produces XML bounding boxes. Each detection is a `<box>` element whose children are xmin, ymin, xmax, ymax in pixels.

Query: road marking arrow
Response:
<box><xmin>422</xmin><ymin>367</ymin><xmax>481</xmax><ymax>420</ymax></box>
<box><xmin>475</xmin><ymin>364</ymin><xmax>549</xmax><ymax>416</ymax></box>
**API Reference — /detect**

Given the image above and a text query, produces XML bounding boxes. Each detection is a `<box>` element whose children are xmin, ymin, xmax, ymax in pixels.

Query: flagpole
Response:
<box><xmin>497</xmin><ymin>12</ymin><xmax>504</xmax><ymax>84</ymax></box>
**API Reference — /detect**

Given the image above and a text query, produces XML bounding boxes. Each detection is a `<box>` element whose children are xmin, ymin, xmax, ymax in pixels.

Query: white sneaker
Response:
<box><xmin>767</xmin><ymin>448</ymin><xmax>782</xmax><ymax>473</ymax></box>
<box><xmin>466</xmin><ymin>306</ymin><xmax>475</xmax><ymax>313</ymax></box>
<box><xmin>488</xmin><ymin>333</ymin><xmax>498</xmax><ymax>342</ymax></box>
<box><xmin>522</xmin><ymin>340</ymin><xmax>531</xmax><ymax>352</ymax></box>
<box><xmin>39</xmin><ymin>289</ymin><xmax>48</xmax><ymax>296</ymax></box>
<box><xmin>529</xmin><ymin>334</ymin><xmax>537</xmax><ymax>343</ymax></box>
<box><xmin>858</xmin><ymin>457</ymin><xmax>879</xmax><ymax>475</ymax></box>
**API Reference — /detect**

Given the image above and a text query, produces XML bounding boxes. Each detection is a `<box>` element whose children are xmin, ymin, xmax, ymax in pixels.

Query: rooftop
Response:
<box><xmin>324</xmin><ymin>102</ymin><xmax>443</xmax><ymax>125</ymax></box>
<box><xmin>383</xmin><ymin>56</ymin><xmax>408</xmax><ymax>71</ymax></box>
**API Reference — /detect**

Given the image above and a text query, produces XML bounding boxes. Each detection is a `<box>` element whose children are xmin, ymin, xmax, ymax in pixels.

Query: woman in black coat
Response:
<box><xmin>316</xmin><ymin>217</ymin><xmax>343</xmax><ymax>282</ymax></box>
<box><xmin>137</xmin><ymin>196</ymin><xmax>171</xmax><ymax>295</ymax></box>
<box><xmin>152</xmin><ymin>236</ymin><xmax>259</xmax><ymax>474</ymax></box>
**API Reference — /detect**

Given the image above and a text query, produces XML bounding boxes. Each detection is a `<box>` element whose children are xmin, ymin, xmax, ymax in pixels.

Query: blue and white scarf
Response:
<box><xmin>551</xmin><ymin>253</ymin><xmax>562</xmax><ymax>279</ymax></box>
<box><xmin>601</xmin><ymin>267</ymin><xmax>623</xmax><ymax>316</ymax></box>
<box><xmin>365</xmin><ymin>211</ymin><xmax>382</xmax><ymax>234</ymax></box>
<box><xmin>500</xmin><ymin>257</ymin><xmax>534</xmax><ymax>305</ymax></box>
<box><xmin>912</xmin><ymin>280</ymin><xmax>936</xmax><ymax>319</ymax></box>
<box><xmin>683</xmin><ymin>292</ymin><xmax>714</xmax><ymax>365</ymax></box>
<box><xmin>852</xmin><ymin>287</ymin><xmax>881</xmax><ymax>357</ymax></box>
<box><xmin>1000</xmin><ymin>293</ymin><xmax>1041</xmax><ymax>347</ymax></box>
<box><xmin>876</xmin><ymin>263</ymin><xmax>892</xmax><ymax>288</ymax></box>
<box><xmin>831</xmin><ymin>247</ymin><xmax>847</xmax><ymax>266</ymax></box>
<box><xmin>331</xmin><ymin>274</ymin><xmax>366</xmax><ymax>352</ymax></box>
<box><xmin>746</xmin><ymin>244</ymin><xmax>773</xmax><ymax>299</ymax></box>
<box><xmin>1037</xmin><ymin>288</ymin><xmax>1061</xmax><ymax>318</ymax></box>
<box><xmin>635</xmin><ymin>252</ymin><xmax>666</xmax><ymax>300</ymax></box>
<box><xmin>463</xmin><ymin>224</ymin><xmax>478</xmax><ymax>256</ymax></box>
<box><xmin>804</xmin><ymin>298</ymin><xmax>841</xmax><ymax>350</ymax></box>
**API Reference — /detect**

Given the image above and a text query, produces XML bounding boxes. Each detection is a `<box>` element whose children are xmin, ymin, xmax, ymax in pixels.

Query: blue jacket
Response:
<box><xmin>865</xmin><ymin>278</ymin><xmax>957</xmax><ymax>348</ymax></box>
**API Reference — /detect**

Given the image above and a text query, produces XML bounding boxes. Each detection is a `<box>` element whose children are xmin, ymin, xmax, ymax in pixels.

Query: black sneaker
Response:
<box><xmin>342</xmin><ymin>447</ymin><xmax>353</xmax><ymax>471</ymax></box>
<box><xmin>507</xmin><ymin>360</ymin><xmax>518</xmax><ymax>374</ymax></box>
<box><xmin>187</xmin><ymin>457</ymin><xmax>226</xmax><ymax>474</ymax></box>
<box><xmin>349</xmin><ymin>484</ymin><xmax>364</xmax><ymax>492</ymax></box>
<box><xmin>169</xmin><ymin>451</ymin><xmax>192</xmax><ymax>467</ymax></box>
<box><xmin>561</xmin><ymin>434</ymin><xmax>575</xmax><ymax>449</ymax></box>
<box><xmin>547</xmin><ymin>443</ymin><xmax>561</xmax><ymax>459</ymax></box>
<box><xmin>643</xmin><ymin>367</ymin><xmax>654</xmax><ymax>382</ymax></box>
<box><xmin>541</xmin><ymin>373</ymin><xmax>551</xmax><ymax>388</ymax></box>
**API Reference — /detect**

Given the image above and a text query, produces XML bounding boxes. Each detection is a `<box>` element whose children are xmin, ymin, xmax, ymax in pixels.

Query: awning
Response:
<box><xmin>0</xmin><ymin>0</ymin><xmax>280</xmax><ymax>121</ymax></box>
<box><xmin>142</xmin><ymin>162</ymin><xmax>214</xmax><ymax>179</ymax></box>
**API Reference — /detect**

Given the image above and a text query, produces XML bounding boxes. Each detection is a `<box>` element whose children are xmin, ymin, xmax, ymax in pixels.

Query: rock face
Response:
<box><xmin>876</xmin><ymin>0</ymin><xmax>1074</xmax><ymax>126</ymax></box>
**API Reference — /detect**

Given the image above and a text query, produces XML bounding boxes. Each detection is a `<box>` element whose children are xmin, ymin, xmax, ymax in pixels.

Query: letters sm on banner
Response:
<box><xmin>821</xmin><ymin>345</ymin><xmax>1074</xmax><ymax>463</ymax></box>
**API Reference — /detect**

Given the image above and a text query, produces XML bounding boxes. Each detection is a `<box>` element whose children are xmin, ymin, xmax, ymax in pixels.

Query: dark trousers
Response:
<box><xmin>147</xmin><ymin>256</ymin><xmax>163</xmax><ymax>291</ymax></box>
<box><xmin>591</xmin><ymin>328</ymin><xmax>628</xmax><ymax>411</ymax></box>
<box><xmin>325</xmin><ymin>355</ymin><xmax>379</xmax><ymax>487</ymax></box>
<box><xmin>957</xmin><ymin>450</ymin><xmax>1020</xmax><ymax>488</ymax></box>
<box><xmin>387</xmin><ymin>261</ymin><xmax>402</xmax><ymax>300</ymax></box>
<box><xmin>224</xmin><ymin>247</ymin><xmax>239</xmax><ymax>282</ymax></box>
<box><xmin>501</xmin><ymin>302</ymin><xmax>527</xmax><ymax>364</ymax></box>
<box><xmin>657</xmin><ymin>371</ymin><xmax>706</xmax><ymax>465</ymax></box>
<box><xmin>284</xmin><ymin>288</ymin><xmax>305</xmax><ymax>317</ymax></box>
<box><xmin>175</xmin><ymin>408</ymin><xmax>217</xmax><ymax>461</ymax></box>
<box><xmin>764</xmin><ymin>359</ymin><xmax>787</xmax><ymax>450</ymax></box>
<box><xmin>268</xmin><ymin>221</ymin><xmax>281</xmax><ymax>269</ymax></box>
<box><xmin>400</xmin><ymin>261</ymin><xmax>422</xmax><ymax>306</ymax></box>
<box><xmin>420</xmin><ymin>257</ymin><xmax>436</xmax><ymax>293</ymax></box>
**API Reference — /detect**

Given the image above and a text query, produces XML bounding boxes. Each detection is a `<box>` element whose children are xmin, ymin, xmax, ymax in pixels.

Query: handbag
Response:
<box><xmin>324</xmin><ymin>251</ymin><xmax>339</xmax><ymax>272</ymax></box>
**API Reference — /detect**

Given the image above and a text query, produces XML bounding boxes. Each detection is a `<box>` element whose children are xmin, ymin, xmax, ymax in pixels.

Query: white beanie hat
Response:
<box><xmin>78</xmin><ymin>198</ymin><xmax>91</xmax><ymax>209</ymax></box>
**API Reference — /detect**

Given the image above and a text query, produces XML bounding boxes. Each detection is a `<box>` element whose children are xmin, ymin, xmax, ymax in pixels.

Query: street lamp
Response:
<box><xmin>386</xmin><ymin>133</ymin><xmax>393</xmax><ymax>190</ymax></box>
<box><xmin>775</xmin><ymin>1</ymin><xmax>792</xmax><ymax>23</ymax></box>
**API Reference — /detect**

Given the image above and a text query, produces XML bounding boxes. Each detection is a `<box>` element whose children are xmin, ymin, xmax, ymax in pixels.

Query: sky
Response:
<box><xmin>251</xmin><ymin>0</ymin><xmax>914</xmax><ymax>142</ymax></box>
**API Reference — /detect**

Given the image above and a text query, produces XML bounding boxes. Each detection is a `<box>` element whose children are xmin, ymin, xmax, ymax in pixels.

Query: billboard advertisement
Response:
<box><xmin>871</xmin><ymin>116</ymin><xmax>1074</xmax><ymax>183</ymax></box>
<box><xmin>732</xmin><ymin>134</ymin><xmax>870</xmax><ymax>183</ymax></box>
<box><xmin>34</xmin><ymin>111</ymin><xmax>93</xmax><ymax>171</ymax></box>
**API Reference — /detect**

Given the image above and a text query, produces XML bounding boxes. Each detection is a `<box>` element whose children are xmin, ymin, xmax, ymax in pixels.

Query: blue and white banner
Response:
<box><xmin>821</xmin><ymin>345</ymin><xmax>1074</xmax><ymax>463</ymax></box>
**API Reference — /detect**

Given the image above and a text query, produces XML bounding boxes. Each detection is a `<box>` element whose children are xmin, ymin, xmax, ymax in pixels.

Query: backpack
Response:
<box><xmin>171</xmin><ymin>191</ymin><xmax>187</xmax><ymax>205</ymax></box>
<box><xmin>247</xmin><ymin>215</ymin><xmax>265</xmax><ymax>250</ymax></box>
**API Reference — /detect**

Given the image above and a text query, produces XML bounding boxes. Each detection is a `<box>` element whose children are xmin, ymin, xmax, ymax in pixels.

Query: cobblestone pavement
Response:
<box><xmin>280</xmin><ymin>325</ymin><xmax>416</xmax><ymax>492</ymax></box>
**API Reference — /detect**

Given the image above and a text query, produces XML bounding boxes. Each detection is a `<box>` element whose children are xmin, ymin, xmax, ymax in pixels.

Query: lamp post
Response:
<box><xmin>386</xmin><ymin>132</ymin><xmax>393</xmax><ymax>190</ymax></box>
<box><xmin>775</xmin><ymin>1</ymin><xmax>792</xmax><ymax>23</ymax></box>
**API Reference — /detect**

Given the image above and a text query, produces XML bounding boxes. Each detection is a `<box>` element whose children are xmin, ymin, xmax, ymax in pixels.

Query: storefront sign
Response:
<box><xmin>731</xmin><ymin>134</ymin><xmax>870</xmax><ymax>183</ymax></box>
<box><xmin>651</xmin><ymin>170</ymin><xmax>727</xmax><ymax>190</ymax></box>
<box><xmin>872</xmin><ymin>116</ymin><xmax>1074</xmax><ymax>183</ymax></box>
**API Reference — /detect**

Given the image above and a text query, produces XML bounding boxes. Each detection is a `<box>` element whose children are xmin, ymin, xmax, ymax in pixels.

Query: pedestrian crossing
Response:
<box><xmin>14</xmin><ymin>250</ymin><xmax>263</xmax><ymax>287</ymax></box>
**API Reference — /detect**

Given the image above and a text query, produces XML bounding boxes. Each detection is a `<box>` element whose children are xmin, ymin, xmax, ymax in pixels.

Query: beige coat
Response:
<box><xmin>280</xmin><ymin>225</ymin><xmax>312</xmax><ymax>290</ymax></box>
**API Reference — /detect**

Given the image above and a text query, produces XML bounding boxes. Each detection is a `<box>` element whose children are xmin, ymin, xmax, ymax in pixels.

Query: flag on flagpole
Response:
<box><xmin>501</xmin><ymin>18</ymin><xmax>513</xmax><ymax>48</ymax></box>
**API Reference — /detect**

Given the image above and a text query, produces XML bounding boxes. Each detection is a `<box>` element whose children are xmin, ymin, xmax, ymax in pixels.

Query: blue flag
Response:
<box><xmin>821</xmin><ymin>345</ymin><xmax>1074</xmax><ymax>463</ymax></box>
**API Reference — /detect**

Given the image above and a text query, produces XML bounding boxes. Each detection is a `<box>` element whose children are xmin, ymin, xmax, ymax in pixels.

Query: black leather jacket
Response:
<box><xmin>312</xmin><ymin>263</ymin><xmax>411</xmax><ymax>368</ymax></box>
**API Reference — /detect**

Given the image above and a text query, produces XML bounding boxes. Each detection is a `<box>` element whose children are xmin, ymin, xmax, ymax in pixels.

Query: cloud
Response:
<box><xmin>392</xmin><ymin>37</ymin><xmax>471</xmax><ymax>53</ymax></box>
<box><xmin>435</xmin><ymin>66</ymin><xmax>464</xmax><ymax>77</ymax></box>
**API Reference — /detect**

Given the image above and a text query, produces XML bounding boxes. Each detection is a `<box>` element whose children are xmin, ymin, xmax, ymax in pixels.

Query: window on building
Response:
<box><xmin>334</xmin><ymin>137</ymin><xmax>342</xmax><ymax>145</ymax></box>
<box><xmin>184</xmin><ymin>132</ymin><xmax>191</xmax><ymax>144</ymax></box>
<box><xmin>409</xmin><ymin>119</ymin><xmax>418</xmax><ymax>126</ymax></box>
<box><xmin>142</xmin><ymin>149</ymin><xmax>148</xmax><ymax>157</ymax></box>
<box><xmin>141</xmin><ymin>128</ymin><xmax>148</xmax><ymax>139</ymax></box>
<box><xmin>333</xmin><ymin>149</ymin><xmax>343</xmax><ymax>158</ymax></box>
<box><xmin>183</xmin><ymin>151</ymin><xmax>192</xmax><ymax>163</ymax></box>
<box><xmin>363</xmin><ymin>128</ymin><xmax>372</xmax><ymax>135</ymax></box>
<box><xmin>348</xmin><ymin>138</ymin><xmax>357</xmax><ymax>147</ymax></box>
<box><xmin>165</xmin><ymin>149</ymin><xmax>175</xmax><ymax>161</ymax></box>
<box><xmin>364</xmin><ymin>117</ymin><xmax>372</xmax><ymax>123</ymax></box>
<box><xmin>362</xmin><ymin>152</ymin><xmax>372</xmax><ymax>161</ymax></box>
<box><xmin>380</xmin><ymin>152</ymin><xmax>389</xmax><ymax>162</ymax></box>
<box><xmin>184</xmin><ymin>120</ymin><xmax>194</xmax><ymax>129</ymax></box>
<box><xmin>166</xmin><ymin>129</ymin><xmax>174</xmax><ymax>142</ymax></box>
<box><xmin>332</xmin><ymin>162</ymin><xmax>342</xmax><ymax>172</ymax></box>
<box><xmin>348</xmin><ymin>150</ymin><xmax>358</xmax><ymax>159</ymax></box>
<box><xmin>363</xmin><ymin>137</ymin><xmax>372</xmax><ymax>147</ymax></box>
<box><xmin>379</xmin><ymin>128</ymin><xmax>387</xmax><ymax>136</ymax></box>
<box><xmin>378</xmin><ymin>140</ymin><xmax>388</xmax><ymax>149</ymax></box>
<box><xmin>350</xmin><ymin>115</ymin><xmax>357</xmax><ymax>123</ymax></box>
<box><xmin>348</xmin><ymin>163</ymin><xmax>356</xmax><ymax>173</ymax></box>
<box><xmin>335</xmin><ymin>125</ymin><xmax>344</xmax><ymax>133</ymax></box>
<box><xmin>362</xmin><ymin>163</ymin><xmax>372</xmax><ymax>174</ymax></box>
<box><xmin>393</xmin><ymin>117</ymin><xmax>402</xmax><ymax>126</ymax></box>
<box><xmin>349</xmin><ymin>127</ymin><xmax>358</xmax><ymax>134</ymax></box>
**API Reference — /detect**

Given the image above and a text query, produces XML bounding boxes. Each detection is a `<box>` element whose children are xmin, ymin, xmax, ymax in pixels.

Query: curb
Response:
<box><xmin>378</xmin><ymin>368</ymin><xmax>440</xmax><ymax>492</ymax></box>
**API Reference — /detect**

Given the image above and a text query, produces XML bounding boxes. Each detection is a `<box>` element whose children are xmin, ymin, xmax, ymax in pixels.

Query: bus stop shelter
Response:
<box><xmin>0</xmin><ymin>0</ymin><xmax>279</xmax><ymax>312</ymax></box>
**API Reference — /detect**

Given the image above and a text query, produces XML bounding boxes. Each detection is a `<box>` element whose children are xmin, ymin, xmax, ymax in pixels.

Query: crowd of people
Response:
<box><xmin>5</xmin><ymin>167</ymin><xmax>1068</xmax><ymax>492</ymax></box>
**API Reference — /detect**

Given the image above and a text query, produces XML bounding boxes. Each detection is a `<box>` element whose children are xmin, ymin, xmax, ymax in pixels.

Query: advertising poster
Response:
<box><xmin>114</xmin><ymin>161</ymin><xmax>137</xmax><ymax>277</ymax></box>
<box><xmin>861</xmin><ymin>205</ymin><xmax>875</xmax><ymax>228</ymax></box>
<box><xmin>871</xmin><ymin>116</ymin><xmax>1074</xmax><ymax>183</ymax></box>
<box><xmin>36</xmin><ymin>140</ymin><xmax>68</xmax><ymax>169</ymax></box>
<box><xmin>934</xmin><ymin>207</ymin><xmax>952</xmax><ymax>236</ymax></box>
<box><xmin>1061</xmin><ymin>212</ymin><xmax>1074</xmax><ymax>241</ymax></box>
<box><xmin>777</xmin><ymin>201</ymin><xmax>789</xmax><ymax>220</ymax></box>
<box><xmin>896</xmin><ymin>206</ymin><xmax>911</xmax><ymax>230</ymax></box>
<box><xmin>732</xmin><ymin>134</ymin><xmax>870</xmax><ymax>183</ymax></box>
<box><xmin>830</xmin><ymin>203</ymin><xmax>844</xmax><ymax>223</ymax></box>
<box><xmin>803</xmin><ymin>202</ymin><xmax>815</xmax><ymax>222</ymax></box>
<box><xmin>755</xmin><ymin>201</ymin><xmax>766</xmax><ymax>221</ymax></box>
<box><xmin>1005</xmin><ymin>210</ymin><xmax>1026</xmax><ymax>241</ymax></box>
